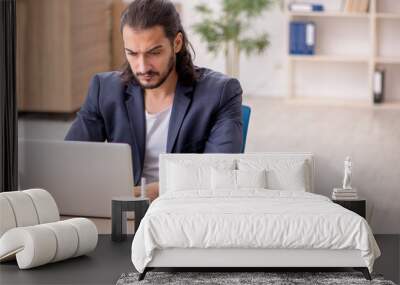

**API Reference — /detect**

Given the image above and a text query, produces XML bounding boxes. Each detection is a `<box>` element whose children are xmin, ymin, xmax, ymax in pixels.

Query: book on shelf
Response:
<box><xmin>342</xmin><ymin>0</ymin><xmax>369</xmax><ymax>13</ymax></box>
<box><xmin>289</xmin><ymin>21</ymin><xmax>316</xmax><ymax>55</ymax></box>
<box><xmin>289</xmin><ymin>2</ymin><xmax>324</xmax><ymax>12</ymax></box>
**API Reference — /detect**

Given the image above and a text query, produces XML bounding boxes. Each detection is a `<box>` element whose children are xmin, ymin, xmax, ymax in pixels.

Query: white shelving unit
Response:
<box><xmin>285</xmin><ymin>0</ymin><xmax>400</xmax><ymax>107</ymax></box>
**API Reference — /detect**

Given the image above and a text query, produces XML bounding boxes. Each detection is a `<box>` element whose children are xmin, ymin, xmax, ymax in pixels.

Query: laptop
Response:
<box><xmin>18</xmin><ymin>140</ymin><xmax>134</xmax><ymax>218</ymax></box>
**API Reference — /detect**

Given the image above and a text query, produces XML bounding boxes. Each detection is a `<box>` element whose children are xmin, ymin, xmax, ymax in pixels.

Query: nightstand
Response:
<box><xmin>332</xmin><ymin>199</ymin><xmax>366</xmax><ymax>218</ymax></box>
<box><xmin>111</xmin><ymin>196</ymin><xmax>150</xmax><ymax>242</ymax></box>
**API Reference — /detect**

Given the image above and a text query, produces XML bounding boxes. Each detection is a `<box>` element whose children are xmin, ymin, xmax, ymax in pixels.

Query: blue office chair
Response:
<box><xmin>241</xmin><ymin>105</ymin><xmax>251</xmax><ymax>153</ymax></box>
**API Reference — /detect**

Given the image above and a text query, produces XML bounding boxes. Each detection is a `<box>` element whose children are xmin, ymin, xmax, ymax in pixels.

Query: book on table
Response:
<box><xmin>332</xmin><ymin>188</ymin><xmax>359</xmax><ymax>200</ymax></box>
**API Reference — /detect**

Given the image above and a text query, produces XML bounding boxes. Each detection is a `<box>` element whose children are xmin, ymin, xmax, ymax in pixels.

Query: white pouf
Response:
<box><xmin>0</xmin><ymin>189</ymin><xmax>98</xmax><ymax>269</ymax></box>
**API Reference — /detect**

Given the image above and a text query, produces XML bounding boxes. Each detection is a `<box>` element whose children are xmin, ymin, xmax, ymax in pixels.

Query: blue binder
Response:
<box><xmin>289</xmin><ymin>21</ymin><xmax>315</xmax><ymax>55</ymax></box>
<box><xmin>289</xmin><ymin>22</ymin><xmax>298</xmax><ymax>54</ymax></box>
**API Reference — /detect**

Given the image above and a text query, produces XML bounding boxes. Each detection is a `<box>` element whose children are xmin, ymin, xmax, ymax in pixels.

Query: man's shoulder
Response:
<box><xmin>88</xmin><ymin>71</ymin><xmax>127</xmax><ymax>105</ymax></box>
<box><xmin>93</xmin><ymin>71</ymin><xmax>124</xmax><ymax>86</ymax></box>
<box><xmin>194</xmin><ymin>67</ymin><xmax>242</xmax><ymax>98</ymax></box>
<box><xmin>196</xmin><ymin>67</ymin><xmax>235</xmax><ymax>87</ymax></box>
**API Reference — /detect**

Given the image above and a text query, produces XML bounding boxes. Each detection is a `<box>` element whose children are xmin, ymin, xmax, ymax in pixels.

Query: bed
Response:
<box><xmin>131</xmin><ymin>153</ymin><xmax>380</xmax><ymax>281</ymax></box>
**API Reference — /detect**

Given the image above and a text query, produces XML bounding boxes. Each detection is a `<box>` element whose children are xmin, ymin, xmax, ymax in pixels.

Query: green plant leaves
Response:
<box><xmin>193</xmin><ymin>0</ymin><xmax>275</xmax><ymax>56</ymax></box>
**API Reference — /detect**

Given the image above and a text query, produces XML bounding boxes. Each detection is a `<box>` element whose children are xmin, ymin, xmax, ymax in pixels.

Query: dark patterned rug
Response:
<box><xmin>116</xmin><ymin>271</ymin><xmax>396</xmax><ymax>285</ymax></box>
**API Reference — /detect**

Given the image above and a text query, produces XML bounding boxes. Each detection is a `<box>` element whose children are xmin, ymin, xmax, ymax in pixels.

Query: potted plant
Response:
<box><xmin>193</xmin><ymin>0</ymin><xmax>275</xmax><ymax>78</ymax></box>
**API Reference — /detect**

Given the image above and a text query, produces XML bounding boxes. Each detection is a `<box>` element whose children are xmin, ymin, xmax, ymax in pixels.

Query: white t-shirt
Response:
<box><xmin>142</xmin><ymin>106</ymin><xmax>172</xmax><ymax>183</ymax></box>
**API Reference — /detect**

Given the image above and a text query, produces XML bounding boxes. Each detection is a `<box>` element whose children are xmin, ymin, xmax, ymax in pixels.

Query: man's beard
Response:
<box><xmin>133</xmin><ymin>55</ymin><xmax>175</xmax><ymax>90</ymax></box>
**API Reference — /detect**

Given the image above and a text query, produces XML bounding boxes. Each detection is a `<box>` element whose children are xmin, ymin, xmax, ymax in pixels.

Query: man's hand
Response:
<box><xmin>133</xmin><ymin>182</ymin><xmax>159</xmax><ymax>202</ymax></box>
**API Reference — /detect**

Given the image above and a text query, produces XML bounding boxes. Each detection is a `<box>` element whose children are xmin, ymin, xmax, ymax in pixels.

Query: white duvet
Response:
<box><xmin>131</xmin><ymin>190</ymin><xmax>380</xmax><ymax>273</ymax></box>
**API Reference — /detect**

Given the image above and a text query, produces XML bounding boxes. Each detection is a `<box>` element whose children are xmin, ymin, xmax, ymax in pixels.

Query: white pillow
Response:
<box><xmin>211</xmin><ymin>168</ymin><xmax>236</xmax><ymax>190</ymax></box>
<box><xmin>236</xmin><ymin>169</ymin><xmax>267</xmax><ymax>189</ymax></box>
<box><xmin>166</xmin><ymin>162</ymin><xmax>208</xmax><ymax>191</ymax></box>
<box><xmin>166</xmin><ymin>159</ymin><xmax>235</xmax><ymax>192</ymax></box>
<box><xmin>238</xmin><ymin>159</ymin><xmax>308</xmax><ymax>191</ymax></box>
<box><xmin>211</xmin><ymin>169</ymin><xmax>267</xmax><ymax>191</ymax></box>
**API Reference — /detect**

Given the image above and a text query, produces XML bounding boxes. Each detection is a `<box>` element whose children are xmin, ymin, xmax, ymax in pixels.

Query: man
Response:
<box><xmin>65</xmin><ymin>0</ymin><xmax>243</xmax><ymax>200</ymax></box>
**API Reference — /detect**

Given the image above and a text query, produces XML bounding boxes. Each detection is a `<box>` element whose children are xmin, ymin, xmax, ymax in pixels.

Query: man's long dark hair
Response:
<box><xmin>120</xmin><ymin>0</ymin><xmax>198</xmax><ymax>86</ymax></box>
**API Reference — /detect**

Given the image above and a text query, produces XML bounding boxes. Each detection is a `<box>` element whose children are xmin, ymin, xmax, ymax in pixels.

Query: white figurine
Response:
<box><xmin>141</xmin><ymin>177</ymin><xmax>147</xmax><ymax>198</ymax></box>
<box><xmin>342</xmin><ymin>156</ymin><xmax>352</xmax><ymax>190</ymax></box>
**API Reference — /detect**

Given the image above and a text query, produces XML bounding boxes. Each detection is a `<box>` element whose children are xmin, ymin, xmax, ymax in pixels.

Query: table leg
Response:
<box><xmin>112</xmin><ymin>201</ymin><xmax>127</xmax><ymax>241</ymax></box>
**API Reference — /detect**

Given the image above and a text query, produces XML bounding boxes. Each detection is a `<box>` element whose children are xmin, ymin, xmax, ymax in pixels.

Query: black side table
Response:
<box><xmin>332</xmin><ymin>199</ymin><xmax>366</xmax><ymax>218</ymax></box>
<box><xmin>112</xmin><ymin>196</ymin><xmax>150</xmax><ymax>242</ymax></box>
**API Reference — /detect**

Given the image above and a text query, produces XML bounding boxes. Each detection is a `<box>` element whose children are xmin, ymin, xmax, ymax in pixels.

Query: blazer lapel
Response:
<box><xmin>167</xmin><ymin>83</ymin><xmax>193</xmax><ymax>153</ymax></box>
<box><xmin>124</xmin><ymin>81</ymin><xmax>194</xmax><ymax>165</ymax></box>
<box><xmin>125</xmin><ymin>83</ymin><xmax>146</xmax><ymax>176</ymax></box>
